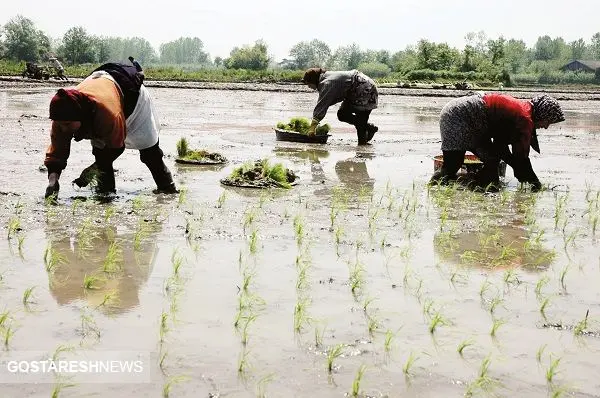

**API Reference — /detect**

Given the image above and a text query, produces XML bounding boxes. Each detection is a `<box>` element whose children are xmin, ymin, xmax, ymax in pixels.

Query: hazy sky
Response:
<box><xmin>2</xmin><ymin>0</ymin><xmax>599</xmax><ymax>61</ymax></box>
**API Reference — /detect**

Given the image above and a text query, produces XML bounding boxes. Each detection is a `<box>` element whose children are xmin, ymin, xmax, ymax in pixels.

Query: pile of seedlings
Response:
<box><xmin>175</xmin><ymin>138</ymin><xmax>228</xmax><ymax>165</ymax></box>
<box><xmin>220</xmin><ymin>159</ymin><xmax>298</xmax><ymax>189</ymax></box>
<box><xmin>276</xmin><ymin>117</ymin><xmax>330</xmax><ymax>135</ymax></box>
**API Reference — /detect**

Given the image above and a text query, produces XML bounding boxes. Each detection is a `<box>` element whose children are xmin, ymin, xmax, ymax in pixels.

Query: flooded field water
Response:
<box><xmin>0</xmin><ymin>85</ymin><xmax>600</xmax><ymax>397</ymax></box>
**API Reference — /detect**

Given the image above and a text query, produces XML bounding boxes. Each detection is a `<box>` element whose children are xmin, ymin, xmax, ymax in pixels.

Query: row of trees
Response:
<box><xmin>2</xmin><ymin>15</ymin><xmax>600</xmax><ymax>81</ymax></box>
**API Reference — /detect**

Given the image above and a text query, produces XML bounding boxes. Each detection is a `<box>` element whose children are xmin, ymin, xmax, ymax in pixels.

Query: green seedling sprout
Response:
<box><xmin>383</xmin><ymin>329</ymin><xmax>398</xmax><ymax>353</ymax></box>
<box><xmin>326</xmin><ymin>343</ymin><xmax>345</xmax><ymax>373</ymax></box>
<box><xmin>159</xmin><ymin>311</ymin><xmax>169</xmax><ymax>342</ymax></box>
<box><xmin>536</xmin><ymin>344</ymin><xmax>547</xmax><ymax>363</ymax></box>
<box><xmin>314</xmin><ymin>324</ymin><xmax>326</xmax><ymax>348</ymax></box>
<box><xmin>83</xmin><ymin>274</ymin><xmax>105</xmax><ymax>290</ymax></box>
<box><xmin>79</xmin><ymin>312</ymin><xmax>101</xmax><ymax>339</ymax></box>
<box><xmin>429</xmin><ymin>310</ymin><xmax>449</xmax><ymax>334</ymax></box>
<box><xmin>293</xmin><ymin>215</ymin><xmax>305</xmax><ymax>246</ymax></box>
<box><xmin>238</xmin><ymin>348</ymin><xmax>250</xmax><ymax>374</ymax></box>
<box><xmin>540</xmin><ymin>297</ymin><xmax>551</xmax><ymax>320</ymax></box>
<box><xmin>17</xmin><ymin>235</ymin><xmax>25</xmax><ymax>259</ymax></box>
<box><xmin>546</xmin><ymin>355</ymin><xmax>561</xmax><ymax>384</ymax></box>
<box><xmin>104</xmin><ymin>205</ymin><xmax>116</xmax><ymax>222</ymax></box>
<box><xmin>52</xmin><ymin>344</ymin><xmax>75</xmax><ymax>362</ymax></box>
<box><xmin>50</xmin><ymin>376</ymin><xmax>76</xmax><ymax>398</ymax></box>
<box><xmin>96</xmin><ymin>290</ymin><xmax>119</xmax><ymax>308</ymax></box>
<box><xmin>177</xmin><ymin>188</ymin><xmax>187</xmax><ymax>207</ymax></box>
<box><xmin>159</xmin><ymin>349</ymin><xmax>168</xmax><ymax>373</ymax></box>
<box><xmin>44</xmin><ymin>242</ymin><xmax>66</xmax><ymax>273</ymax></box>
<box><xmin>457</xmin><ymin>338</ymin><xmax>475</xmax><ymax>356</ymax></box>
<box><xmin>243</xmin><ymin>207</ymin><xmax>257</xmax><ymax>233</ymax></box>
<box><xmin>134</xmin><ymin>220</ymin><xmax>150</xmax><ymax>251</ymax></box>
<box><xmin>351</xmin><ymin>364</ymin><xmax>367</xmax><ymax>397</ymax></box>
<box><xmin>535</xmin><ymin>276</ymin><xmax>550</xmax><ymax>298</ymax></box>
<box><xmin>559</xmin><ymin>264</ymin><xmax>570</xmax><ymax>291</ymax></box>
<box><xmin>249</xmin><ymin>229</ymin><xmax>259</xmax><ymax>255</ymax></box>
<box><xmin>488</xmin><ymin>295</ymin><xmax>504</xmax><ymax>315</ymax></box>
<box><xmin>402</xmin><ymin>351</ymin><xmax>419</xmax><ymax>376</ymax></box>
<box><xmin>574</xmin><ymin>309</ymin><xmax>590</xmax><ymax>336</ymax></box>
<box><xmin>466</xmin><ymin>354</ymin><xmax>496</xmax><ymax>396</ymax></box>
<box><xmin>490</xmin><ymin>318</ymin><xmax>505</xmax><ymax>338</ymax></box>
<box><xmin>2</xmin><ymin>324</ymin><xmax>16</xmax><ymax>348</ymax></box>
<box><xmin>162</xmin><ymin>375</ymin><xmax>187</xmax><ymax>398</ymax></box>
<box><xmin>293</xmin><ymin>297</ymin><xmax>311</xmax><ymax>332</ymax></box>
<box><xmin>367</xmin><ymin>315</ymin><xmax>379</xmax><ymax>336</ymax></box>
<box><xmin>22</xmin><ymin>286</ymin><xmax>36</xmax><ymax>307</ymax></box>
<box><xmin>7</xmin><ymin>217</ymin><xmax>21</xmax><ymax>240</ymax></box>
<box><xmin>171</xmin><ymin>249</ymin><xmax>184</xmax><ymax>278</ymax></box>
<box><xmin>102</xmin><ymin>241</ymin><xmax>123</xmax><ymax>273</ymax></box>
<box><xmin>241</xmin><ymin>314</ymin><xmax>258</xmax><ymax>345</ymax></box>
<box><xmin>256</xmin><ymin>373</ymin><xmax>275</xmax><ymax>398</ymax></box>
<box><xmin>216</xmin><ymin>190</ymin><xmax>227</xmax><ymax>208</ymax></box>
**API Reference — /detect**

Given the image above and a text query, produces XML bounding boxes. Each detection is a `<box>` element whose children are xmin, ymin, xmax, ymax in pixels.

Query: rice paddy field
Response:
<box><xmin>0</xmin><ymin>82</ymin><xmax>599</xmax><ymax>397</ymax></box>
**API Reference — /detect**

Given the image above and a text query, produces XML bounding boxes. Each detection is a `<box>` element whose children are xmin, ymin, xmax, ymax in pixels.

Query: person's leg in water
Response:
<box><xmin>92</xmin><ymin>146</ymin><xmax>125</xmax><ymax>193</ymax></box>
<box><xmin>470</xmin><ymin>141</ymin><xmax>501</xmax><ymax>192</ymax></box>
<box><xmin>139</xmin><ymin>141</ymin><xmax>178</xmax><ymax>194</ymax></box>
<box><xmin>430</xmin><ymin>150</ymin><xmax>465</xmax><ymax>184</ymax></box>
<box><xmin>337</xmin><ymin>102</ymin><xmax>373</xmax><ymax>145</ymax></box>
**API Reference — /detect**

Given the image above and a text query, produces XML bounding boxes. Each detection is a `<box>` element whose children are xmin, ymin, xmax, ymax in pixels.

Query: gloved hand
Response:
<box><xmin>308</xmin><ymin>118</ymin><xmax>319</xmax><ymax>136</ymax></box>
<box><xmin>45</xmin><ymin>172</ymin><xmax>60</xmax><ymax>199</ymax></box>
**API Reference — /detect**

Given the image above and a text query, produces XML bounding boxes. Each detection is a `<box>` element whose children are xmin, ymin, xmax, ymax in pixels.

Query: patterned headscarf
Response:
<box><xmin>301</xmin><ymin>68</ymin><xmax>326</xmax><ymax>86</ymax></box>
<box><xmin>531</xmin><ymin>95</ymin><xmax>565</xmax><ymax>125</ymax></box>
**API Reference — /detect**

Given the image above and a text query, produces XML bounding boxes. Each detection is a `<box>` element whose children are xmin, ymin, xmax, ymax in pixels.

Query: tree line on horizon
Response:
<box><xmin>2</xmin><ymin>15</ymin><xmax>600</xmax><ymax>85</ymax></box>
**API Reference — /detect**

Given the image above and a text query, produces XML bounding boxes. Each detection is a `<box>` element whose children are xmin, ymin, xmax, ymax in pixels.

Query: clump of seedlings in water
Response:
<box><xmin>221</xmin><ymin>159</ymin><xmax>297</xmax><ymax>189</ymax></box>
<box><xmin>545</xmin><ymin>355</ymin><xmax>561</xmax><ymax>384</ymax></box>
<box><xmin>0</xmin><ymin>311</ymin><xmax>16</xmax><ymax>348</ymax></box>
<box><xmin>293</xmin><ymin>297</ymin><xmax>311</xmax><ymax>333</ymax></box>
<box><xmin>457</xmin><ymin>338</ymin><xmax>475</xmax><ymax>356</ymax></box>
<box><xmin>256</xmin><ymin>373</ymin><xmax>275</xmax><ymax>398</ymax></box>
<box><xmin>465</xmin><ymin>354</ymin><xmax>497</xmax><ymax>396</ymax></box>
<box><xmin>102</xmin><ymin>240</ymin><xmax>123</xmax><ymax>273</ymax></box>
<box><xmin>216</xmin><ymin>190</ymin><xmax>227</xmax><ymax>208</ymax></box>
<box><xmin>162</xmin><ymin>375</ymin><xmax>187</xmax><ymax>398</ymax></box>
<box><xmin>574</xmin><ymin>309</ymin><xmax>590</xmax><ymax>336</ymax></box>
<box><xmin>293</xmin><ymin>214</ymin><xmax>305</xmax><ymax>246</ymax></box>
<box><xmin>7</xmin><ymin>217</ymin><xmax>21</xmax><ymax>240</ymax></box>
<box><xmin>83</xmin><ymin>274</ymin><xmax>105</xmax><ymax>290</ymax></box>
<box><xmin>490</xmin><ymin>318</ymin><xmax>505</xmax><ymax>338</ymax></box>
<box><xmin>133</xmin><ymin>220</ymin><xmax>151</xmax><ymax>251</ymax></box>
<box><xmin>276</xmin><ymin>117</ymin><xmax>330</xmax><ymax>135</ymax></box>
<box><xmin>175</xmin><ymin>137</ymin><xmax>228</xmax><ymax>164</ymax></box>
<box><xmin>79</xmin><ymin>310</ymin><xmax>101</xmax><ymax>340</ymax></box>
<box><xmin>22</xmin><ymin>286</ymin><xmax>36</xmax><ymax>308</ymax></box>
<box><xmin>402</xmin><ymin>351</ymin><xmax>419</xmax><ymax>376</ymax></box>
<box><xmin>44</xmin><ymin>242</ymin><xmax>66</xmax><ymax>273</ymax></box>
<box><xmin>540</xmin><ymin>297</ymin><xmax>552</xmax><ymax>320</ymax></box>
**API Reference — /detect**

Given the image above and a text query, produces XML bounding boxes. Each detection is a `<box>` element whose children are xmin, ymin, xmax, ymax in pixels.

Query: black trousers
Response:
<box><xmin>92</xmin><ymin>141</ymin><xmax>174</xmax><ymax>192</ymax></box>
<box><xmin>337</xmin><ymin>102</ymin><xmax>372</xmax><ymax>144</ymax></box>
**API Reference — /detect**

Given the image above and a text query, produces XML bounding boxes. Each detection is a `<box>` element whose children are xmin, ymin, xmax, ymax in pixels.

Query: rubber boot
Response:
<box><xmin>366</xmin><ymin>123</ymin><xmax>378</xmax><ymax>142</ymax></box>
<box><xmin>430</xmin><ymin>150</ymin><xmax>465</xmax><ymax>185</ymax></box>
<box><xmin>357</xmin><ymin>126</ymin><xmax>369</xmax><ymax>145</ymax></box>
<box><xmin>95</xmin><ymin>167</ymin><xmax>116</xmax><ymax>194</ymax></box>
<box><xmin>146</xmin><ymin>160</ymin><xmax>178</xmax><ymax>194</ymax></box>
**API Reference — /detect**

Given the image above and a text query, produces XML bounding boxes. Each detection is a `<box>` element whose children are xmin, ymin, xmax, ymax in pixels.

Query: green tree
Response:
<box><xmin>289</xmin><ymin>39</ymin><xmax>331</xmax><ymax>69</ymax></box>
<box><xmin>503</xmin><ymin>39</ymin><xmax>529</xmax><ymax>73</ymax></box>
<box><xmin>569</xmin><ymin>39</ymin><xmax>586</xmax><ymax>60</ymax></box>
<box><xmin>589</xmin><ymin>33</ymin><xmax>600</xmax><ymax>59</ymax></box>
<box><xmin>214</xmin><ymin>56</ymin><xmax>223</xmax><ymax>68</ymax></box>
<box><xmin>159</xmin><ymin>37</ymin><xmax>209</xmax><ymax>64</ymax></box>
<box><xmin>330</xmin><ymin>43</ymin><xmax>363</xmax><ymax>69</ymax></box>
<box><xmin>1</xmin><ymin>15</ymin><xmax>45</xmax><ymax>61</ymax></box>
<box><xmin>487</xmin><ymin>37</ymin><xmax>505</xmax><ymax>66</ymax></box>
<box><xmin>61</xmin><ymin>26</ymin><xmax>97</xmax><ymax>64</ymax></box>
<box><xmin>389</xmin><ymin>46</ymin><xmax>418</xmax><ymax>73</ymax></box>
<box><xmin>225</xmin><ymin>40</ymin><xmax>270</xmax><ymax>70</ymax></box>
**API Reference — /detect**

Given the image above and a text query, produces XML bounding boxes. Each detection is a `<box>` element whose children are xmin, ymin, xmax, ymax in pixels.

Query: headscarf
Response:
<box><xmin>49</xmin><ymin>88</ymin><xmax>95</xmax><ymax>122</ymax></box>
<box><xmin>529</xmin><ymin>95</ymin><xmax>565</xmax><ymax>154</ymax></box>
<box><xmin>301</xmin><ymin>68</ymin><xmax>326</xmax><ymax>86</ymax></box>
<box><xmin>531</xmin><ymin>95</ymin><xmax>565</xmax><ymax>125</ymax></box>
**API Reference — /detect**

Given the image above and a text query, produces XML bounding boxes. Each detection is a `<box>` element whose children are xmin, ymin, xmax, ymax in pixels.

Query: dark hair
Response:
<box><xmin>128</xmin><ymin>56</ymin><xmax>134</xmax><ymax>61</ymax></box>
<box><xmin>301</xmin><ymin>68</ymin><xmax>326</xmax><ymax>86</ymax></box>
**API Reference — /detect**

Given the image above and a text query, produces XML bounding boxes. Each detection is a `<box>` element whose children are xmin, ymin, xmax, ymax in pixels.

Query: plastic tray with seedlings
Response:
<box><xmin>220</xmin><ymin>159</ymin><xmax>298</xmax><ymax>189</ymax></box>
<box><xmin>274</xmin><ymin>117</ymin><xmax>331</xmax><ymax>143</ymax></box>
<box><xmin>175</xmin><ymin>138</ymin><xmax>228</xmax><ymax>165</ymax></box>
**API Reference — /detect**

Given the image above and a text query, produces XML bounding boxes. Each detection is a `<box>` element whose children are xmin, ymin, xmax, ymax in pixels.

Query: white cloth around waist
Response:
<box><xmin>87</xmin><ymin>71</ymin><xmax>160</xmax><ymax>150</ymax></box>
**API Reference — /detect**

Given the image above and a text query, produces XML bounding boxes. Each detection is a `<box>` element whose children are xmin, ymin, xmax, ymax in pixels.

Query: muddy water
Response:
<box><xmin>1</xmin><ymin>85</ymin><xmax>600</xmax><ymax>397</ymax></box>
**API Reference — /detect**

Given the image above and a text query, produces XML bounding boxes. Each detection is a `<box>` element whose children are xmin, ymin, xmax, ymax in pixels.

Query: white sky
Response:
<box><xmin>2</xmin><ymin>0</ymin><xmax>599</xmax><ymax>61</ymax></box>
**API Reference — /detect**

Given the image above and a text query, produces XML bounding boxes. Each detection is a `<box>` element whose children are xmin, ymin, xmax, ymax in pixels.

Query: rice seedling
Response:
<box><xmin>546</xmin><ymin>355</ymin><xmax>561</xmax><ymax>384</ymax></box>
<box><xmin>293</xmin><ymin>297</ymin><xmax>311</xmax><ymax>332</ymax></box>
<box><xmin>559</xmin><ymin>264</ymin><xmax>570</xmax><ymax>291</ymax></box>
<box><xmin>241</xmin><ymin>314</ymin><xmax>258</xmax><ymax>345</ymax></box>
<box><xmin>429</xmin><ymin>310</ymin><xmax>449</xmax><ymax>334</ymax></box>
<box><xmin>349</xmin><ymin>260</ymin><xmax>365</xmax><ymax>295</ymax></box>
<box><xmin>457</xmin><ymin>338</ymin><xmax>475</xmax><ymax>356</ymax></box>
<box><xmin>553</xmin><ymin>193</ymin><xmax>569</xmax><ymax>231</ymax></box>
<box><xmin>574</xmin><ymin>309</ymin><xmax>590</xmax><ymax>336</ymax></box>
<box><xmin>133</xmin><ymin>220</ymin><xmax>150</xmax><ymax>251</ymax></box>
<box><xmin>52</xmin><ymin>344</ymin><xmax>75</xmax><ymax>361</ymax></box>
<box><xmin>540</xmin><ymin>297</ymin><xmax>551</xmax><ymax>320</ymax></box>
<box><xmin>256</xmin><ymin>373</ymin><xmax>275</xmax><ymax>398</ymax></box>
<box><xmin>158</xmin><ymin>349</ymin><xmax>168</xmax><ymax>373</ymax></box>
<box><xmin>351</xmin><ymin>364</ymin><xmax>367</xmax><ymax>397</ymax></box>
<box><xmin>293</xmin><ymin>215</ymin><xmax>305</xmax><ymax>246</ymax></box>
<box><xmin>536</xmin><ymin>344</ymin><xmax>547</xmax><ymax>363</ymax></box>
<box><xmin>177</xmin><ymin>188</ymin><xmax>187</xmax><ymax>207</ymax></box>
<box><xmin>7</xmin><ymin>217</ymin><xmax>21</xmax><ymax>240</ymax></box>
<box><xmin>465</xmin><ymin>354</ymin><xmax>497</xmax><ymax>396</ymax></box>
<box><xmin>50</xmin><ymin>376</ymin><xmax>76</xmax><ymax>398</ymax></box>
<box><xmin>171</xmin><ymin>249</ymin><xmax>184</xmax><ymax>278</ymax></box>
<box><xmin>362</xmin><ymin>296</ymin><xmax>376</xmax><ymax>314</ymax></box>
<box><xmin>314</xmin><ymin>324</ymin><xmax>326</xmax><ymax>348</ymax></box>
<box><xmin>242</xmin><ymin>207</ymin><xmax>258</xmax><ymax>233</ymax></box>
<box><xmin>216</xmin><ymin>190</ymin><xmax>227</xmax><ymax>208</ymax></box>
<box><xmin>16</xmin><ymin>235</ymin><xmax>25</xmax><ymax>259</ymax></box>
<box><xmin>104</xmin><ymin>205</ymin><xmax>116</xmax><ymax>222</ymax></box>
<box><xmin>96</xmin><ymin>290</ymin><xmax>119</xmax><ymax>308</ymax></box>
<box><xmin>249</xmin><ymin>229</ymin><xmax>259</xmax><ymax>255</ymax></box>
<box><xmin>383</xmin><ymin>329</ymin><xmax>398</xmax><ymax>353</ymax></box>
<box><xmin>238</xmin><ymin>348</ymin><xmax>250</xmax><ymax>374</ymax></box>
<box><xmin>296</xmin><ymin>260</ymin><xmax>310</xmax><ymax>291</ymax></box>
<box><xmin>76</xmin><ymin>217</ymin><xmax>95</xmax><ymax>257</ymax></box>
<box><xmin>326</xmin><ymin>343</ymin><xmax>345</xmax><ymax>373</ymax></box>
<box><xmin>367</xmin><ymin>315</ymin><xmax>379</xmax><ymax>336</ymax></box>
<box><xmin>550</xmin><ymin>384</ymin><xmax>570</xmax><ymax>398</ymax></box>
<box><xmin>83</xmin><ymin>274</ymin><xmax>105</xmax><ymax>290</ymax></box>
<box><xmin>102</xmin><ymin>240</ymin><xmax>123</xmax><ymax>273</ymax></box>
<box><xmin>535</xmin><ymin>276</ymin><xmax>550</xmax><ymax>298</ymax></box>
<box><xmin>22</xmin><ymin>286</ymin><xmax>36</xmax><ymax>307</ymax></box>
<box><xmin>159</xmin><ymin>311</ymin><xmax>169</xmax><ymax>342</ymax></box>
<box><xmin>79</xmin><ymin>312</ymin><xmax>101</xmax><ymax>339</ymax></box>
<box><xmin>488</xmin><ymin>294</ymin><xmax>504</xmax><ymax>315</ymax></box>
<box><xmin>1</xmin><ymin>324</ymin><xmax>16</xmax><ymax>347</ymax></box>
<box><xmin>0</xmin><ymin>311</ymin><xmax>11</xmax><ymax>327</ymax></box>
<box><xmin>490</xmin><ymin>318</ymin><xmax>505</xmax><ymax>338</ymax></box>
<box><xmin>162</xmin><ymin>375</ymin><xmax>187</xmax><ymax>398</ymax></box>
<box><xmin>503</xmin><ymin>269</ymin><xmax>520</xmax><ymax>286</ymax></box>
<box><xmin>402</xmin><ymin>351</ymin><xmax>419</xmax><ymax>376</ymax></box>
